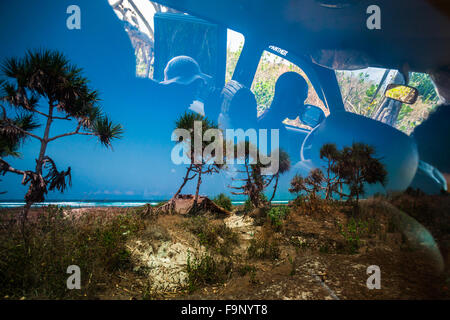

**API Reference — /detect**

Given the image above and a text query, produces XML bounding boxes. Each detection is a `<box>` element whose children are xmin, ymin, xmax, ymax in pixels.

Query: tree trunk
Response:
<box><xmin>36</xmin><ymin>104</ymin><xmax>53</xmax><ymax>175</ymax></box>
<box><xmin>22</xmin><ymin>105</ymin><xmax>54</xmax><ymax>223</ymax></box>
<box><xmin>194</xmin><ymin>166</ymin><xmax>202</xmax><ymax>205</ymax></box>
<box><xmin>269</xmin><ymin>174</ymin><xmax>279</xmax><ymax>202</ymax></box>
<box><xmin>161</xmin><ymin>164</ymin><xmax>195</xmax><ymax>214</ymax></box>
<box><xmin>172</xmin><ymin>164</ymin><xmax>193</xmax><ymax>201</ymax></box>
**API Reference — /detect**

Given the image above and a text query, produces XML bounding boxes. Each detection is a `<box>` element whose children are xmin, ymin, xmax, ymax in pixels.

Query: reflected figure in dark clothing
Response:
<box><xmin>219</xmin><ymin>80</ymin><xmax>259</xmax><ymax>130</ymax></box>
<box><xmin>258</xmin><ymin>71</ymin><xmax>309</xmax><ymax>130</ymax></box>
<box><xmin>257</xmin><ymin>72</ymin><xmax>309</xmax><ymax>163</ymax></box>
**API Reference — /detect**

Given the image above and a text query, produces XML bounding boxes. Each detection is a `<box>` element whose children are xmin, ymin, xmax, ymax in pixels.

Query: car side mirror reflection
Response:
<box><xmin>300</xmin><ymin>105</ymin><xmax>326</xmax><ymax>128</ymax></box>
<box><xmin>384</xmin><ymin>84</ymin><xmax>419</xmax><ymax>104</ymax></box>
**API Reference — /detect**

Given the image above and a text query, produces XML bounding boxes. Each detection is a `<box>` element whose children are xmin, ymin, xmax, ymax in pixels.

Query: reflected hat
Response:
<box><xmin>161</xmin><ymin>55</ymin><xmax>212</xmax><ymax>86</ymax></box>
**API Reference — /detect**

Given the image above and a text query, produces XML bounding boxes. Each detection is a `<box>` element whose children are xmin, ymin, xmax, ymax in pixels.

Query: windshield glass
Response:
<box><xmin>252</xmin><ymin>50</ymin><xmax>327</xmax><ymax>129</ymax></box>
<box><xmin>336</xmin><ymin>68</ymin><xmax>440</xmax><ymax>134</ymax></box>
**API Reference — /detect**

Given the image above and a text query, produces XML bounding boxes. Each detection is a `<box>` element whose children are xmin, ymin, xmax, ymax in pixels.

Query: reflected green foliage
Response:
<box><xmin>336</xmin><ymin>70</ymin><xmax>439</xmax><ymax>135</ymax></box>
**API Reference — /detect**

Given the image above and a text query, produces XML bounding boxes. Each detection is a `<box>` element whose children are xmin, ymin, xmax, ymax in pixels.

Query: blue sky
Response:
<box><xmin>0</xmin><ymin>0</ymin><xmax>291</xmax><ymax>201</ymax></box>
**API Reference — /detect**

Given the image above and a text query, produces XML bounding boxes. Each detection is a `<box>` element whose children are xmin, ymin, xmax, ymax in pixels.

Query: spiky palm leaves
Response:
<box><xmin>290</xmin><ymin>143</ymin><xmax>387</xmax><ymax>206</ymax></box>
<box><xmin>0</xmin><ymin>49</ymin><xmax>123</xmax><ymax>220</ymax></box>
<box><xmin>338</xmin><ymin>143</ymin><xmax>387</xmax><ymax>202</ymax></box>
<box><xmin>1</xmin><ymin>50</ymin><xmax>123</xmax><ymax>145</ymax></box>
<box><xmin>0</xmin><ymin>112</ymin><xmax>40</xmax><ymax>157</ymax></box>
<box><xmin>289</xmin><ymin>169</ymin><xmax>325</xmax><ymax>199</ymax></box>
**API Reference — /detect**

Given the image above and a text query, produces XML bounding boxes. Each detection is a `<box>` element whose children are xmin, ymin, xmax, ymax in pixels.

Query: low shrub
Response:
<box><xmin>184</xmin><ymin>216</ymin><xmax>238</xmax><ymax>256</ymax></box>
<box><xmin>186</xmin><ymin>253</ymin><xmax>232</xmax><ymax>293</ymax></box>
<box><xmin>237</xmin><ymin>264</ymin><xmax>257</xmax><ymax>277</ymax></box>
<box><xmin>267</xmin><ymin>206</ymin><xmax>289</xmax><ymax>230</ymax></box>
<box><xmin>212</xmin><ymin>193</ymin><xmax>233</xmax><ymax>211</ymax></box>
<box><xmin>337</xmin><ymin>218</ymin><xmax>369</xmax><ymax>254</ymax></box>
<box><xmin>247</xmin><ymin>237</ymin><xmax>280</xmax><ymax>260</ymax></box>
<box><xmin>0</xmin><ymin>206</ymin><xmax>144</xmax><ymax>299</ymax></box>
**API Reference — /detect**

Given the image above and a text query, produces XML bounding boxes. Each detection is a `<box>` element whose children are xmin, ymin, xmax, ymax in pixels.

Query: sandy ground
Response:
<box><xmin>2</xmin><ymin>201</ymin><xmax>449</xmax><ymax>300</ymax></box>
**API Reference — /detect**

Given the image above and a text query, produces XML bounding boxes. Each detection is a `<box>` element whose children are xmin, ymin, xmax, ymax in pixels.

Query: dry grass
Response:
<box><xmin>0</xmin><ymin>206</ymin><xmax>146</xmax><ymax>299</ymax></box>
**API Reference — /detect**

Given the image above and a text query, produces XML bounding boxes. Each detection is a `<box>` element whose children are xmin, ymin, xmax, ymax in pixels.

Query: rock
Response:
<box><xmin>128</xmin><ymin>238</ymin><xmax>206</xmax><ymax>292</ymax></box>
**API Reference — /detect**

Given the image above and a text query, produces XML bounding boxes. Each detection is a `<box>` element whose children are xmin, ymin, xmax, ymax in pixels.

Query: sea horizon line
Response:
<box><xmin>0</xmin><ymin>199</ymin><xmax>291</xmax><ymax>208</ymax></box>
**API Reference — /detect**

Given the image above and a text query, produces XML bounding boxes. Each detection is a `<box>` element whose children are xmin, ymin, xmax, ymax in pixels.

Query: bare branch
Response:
<box><xmin>228</xmin><ymin>185</ymin><xmax>245</xmax><ymax>190</ymax></box>
<box><xmin>186</xmin><ymin>174</ymin><xmax>197</xmax><ymax>181</ymax></box>
<box><xmin>48</xmin><ymin>123</ymin><xmax>93</xmax><ymax>142</ymax></box>
<box><xmin>0</xmin><ymin>157</ymin><xmax>33</xmax><ymax>186</ymax></box>
<box><xmin>0</xmin><ymin>158</ymin><xmax>26</xmax><ymax>176</ymax></box>
<box><xmin>52</xmin><ymin>115</ymin><xmax>72</xmax><ymax>121</ymax></box>
<box><xmin>264</xmin><ymin>175</ymin><xmax>275</xmax><ymax>188</ymax></box>
<box><xmin>128</xmin><ymin>0</ymin><xmax>154</xmax><ymax>38</ymax></box>
<box><xmin>28</xmin><ymin>108</ymin><xmax>50</xmax><ymax>118</ymax></box>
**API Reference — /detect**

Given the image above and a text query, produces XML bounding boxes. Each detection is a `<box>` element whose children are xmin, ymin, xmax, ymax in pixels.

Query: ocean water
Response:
<box><xmin>0</xmin><ymin>200</ymin><xmax>290</xmax><ymax>208</ymax></box>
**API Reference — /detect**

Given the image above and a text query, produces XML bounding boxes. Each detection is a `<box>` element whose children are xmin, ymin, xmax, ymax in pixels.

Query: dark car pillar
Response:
<box><xmin>231</xmin><ymin>38</ymin><xmax>264</xmax><ymax>88</ymax></box>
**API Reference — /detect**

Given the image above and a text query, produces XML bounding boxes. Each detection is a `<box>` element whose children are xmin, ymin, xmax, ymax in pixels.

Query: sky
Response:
<box><xmin>0</xmin><ymin>1</ymin><xmax>407</xmax><ymax>201</ymax></box>
<box><xmin>0</xmin><ymin>0</ymin><xmax>255</xmax><ymax>201</ymax></box>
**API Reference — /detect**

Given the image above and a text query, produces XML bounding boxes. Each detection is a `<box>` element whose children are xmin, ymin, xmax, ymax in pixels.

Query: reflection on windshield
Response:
<box><xmin>336</xmin><ymin>68</ymin><xmax>440</xmax><ymax>134</ymax></box>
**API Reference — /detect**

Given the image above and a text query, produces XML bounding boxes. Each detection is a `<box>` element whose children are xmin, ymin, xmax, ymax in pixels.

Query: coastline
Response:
<box><xmin>0</xmin><ymin>200</ymin><xmax>290</xmax><ymax>208</ymax></box>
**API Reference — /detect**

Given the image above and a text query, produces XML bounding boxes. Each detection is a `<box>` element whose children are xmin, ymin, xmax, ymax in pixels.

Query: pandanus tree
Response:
<box><xmin>229</xmin><ymin>141</ymin><xmax>290</xmax><ymax>208</ymax></box>
<box><xmin>338</xmin><ymin>142</ymin><xmax>387</xmax><ymax>204</ymax></box>
<box><xmin>167</xmin><ymin>111</ymin><xmax>224</xmax><ymax>212</ymax></box>
<box><xmin>289</xmin><ymin>143</ymin><xmax>387</xmax><ymax>209</ymax></box>
<box><xmin>0</xmin><ymin>49</ymin><xmax>123</xmax><ymax>222</ymax></box>
<box><xmin>289</xmin><ymin>168</ymin><xmax>325</xmax><ymax>201</ymax></box>
<box><xmin>319</xmin><ymin>143</ymin><xmax>343</xmax><ymax>200</ymax></box>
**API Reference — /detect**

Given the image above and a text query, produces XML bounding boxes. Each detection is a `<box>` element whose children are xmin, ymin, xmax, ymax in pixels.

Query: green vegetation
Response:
<box><xmin>183</xmin><ymin>216</ymin><xmax>238</xmax><ymax>256</ymax></box>
<box><xmin>336</xmin><ymin>70</ymin><xmax>439</xmax><ymax>134</ymax></box>
<box><xmin>337</xmin><ymin>218</ymin><xmax>369</xmax><ymax>254</ymax></box>
<box><xmin>247</xmin><ymin>226</ymin><xmax>281</xmax><ymax>261</ymax></box>
<box><xmin>226</xmin><ymin>46</ymin><xmax>243</xmax><ymax>84</ymax></box>
<box><xmin>409</xmin><ymin>72</ymin><xmax>439</xmax><ymax>103</ymax></box>
<box><xmin>290</xmin><ymin>143</ymin><xmax>387</xmax><ymax>212</ymax></box>
<box><xmin>0</xmin><ymin>206</ymin><xmax>143</xmax><ymax>299</ymax></box>
<box><xmin>247</xmin><ymin>237</ymin><xmax>280</xmax><ymax>260</ymax></box>
<box><xmin>186</xmin><ymin>253</ymin><xmax>232</xmax><ymax>293</ymax></box>
<box><xmin>242</xmin><ymin>198</ymin><xmax>254</xmax><ymax>214</ymax></box>
<box><xmin>267</xmin><ymin>206</ymin><xmax>289</xmax><ymax>230</ymax></box>
<box><xmin>212</xmin><ymin>193</ymin><xmax>233</xmax><ymax>211</ymax></box>
<box><xmin>336</xmin><ymin>71</ymin><xmax>383</xmax><ymax>118</ymax></box>
<box><xmin>237</xmin><ymin>264</ymin><xmax>257</xmax><ymax>277</ymax></box>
